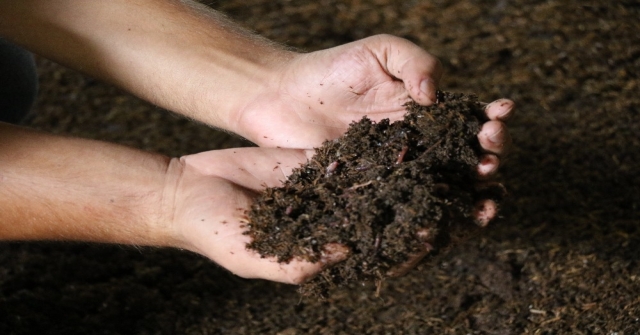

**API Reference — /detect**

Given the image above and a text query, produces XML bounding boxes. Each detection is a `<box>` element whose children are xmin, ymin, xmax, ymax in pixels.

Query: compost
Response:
<box><xmin>247</xmin><ymin>92</ymin><xmax>499</xmax><ymax>296</ymax></box>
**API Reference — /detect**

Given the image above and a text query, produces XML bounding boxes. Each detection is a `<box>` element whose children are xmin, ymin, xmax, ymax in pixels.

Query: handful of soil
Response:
<box><xmin>246</xmin><ymin>92</ymin><xmax>500</xmax><ymax>296</ymax></box>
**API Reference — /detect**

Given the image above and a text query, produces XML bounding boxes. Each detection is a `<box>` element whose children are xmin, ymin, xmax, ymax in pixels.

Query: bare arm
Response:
<box><xmin>0</xmin><ymin>122</ymin><xmax>179</xmax><ymax>245</ymax></box>
<box><xmin>0</xmin><ymin>0</ymin><xmax>291</xmax><ymax>130</ymax></box>
<box><xmin>0</xmin><ymin>0</ymin><xmax>459</xmax><ymax>150</ymax></box>
<box><xmin>0</xmin><ymin>123</ymin><xmax>349</xmax><ymax>283</ymax></box>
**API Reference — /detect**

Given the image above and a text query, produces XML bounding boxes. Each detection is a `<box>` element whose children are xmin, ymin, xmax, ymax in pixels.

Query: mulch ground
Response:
<box><xmin>1</xmin><ymin>1</ymin><xmax>639</xmax><ymax>334</ymax></box>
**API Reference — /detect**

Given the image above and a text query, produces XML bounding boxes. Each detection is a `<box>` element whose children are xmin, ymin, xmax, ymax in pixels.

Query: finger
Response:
<box><xmin>477</xmin><ymin>154</ymin><xmax>500</xmax><ymax>178</ymax></box>
<box><xmin>478</xmin><ymin>120</ymin><xmax>511</xmax><ymax>156</ymax></box>
<box><xmin>484</xmin><ymin>99</ymin><xmax>515</xmax><ymax>121</ymax></box>
<box><xmin>236</xmin><ymin>243</ymin><xmax>350</xmax><ymax>285</ymax></box>
<box><xmin>473</xmin><ymin>199</ymin><xmax>498</xmax><ymax>227</ymax></box>
<box><xmin>184</xmin><ymin>147</ymin><xmax>316</xmax><ymax>191</ymax></box>
<box><xmin>368</xmin><ymin>35</ymin><xmax>444</xmax><ymax>105</ymax></box>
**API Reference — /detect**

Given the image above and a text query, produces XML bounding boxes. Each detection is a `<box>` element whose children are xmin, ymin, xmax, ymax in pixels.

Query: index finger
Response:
<box><xmin>184</xmin><ymin>147</ymin><xmax>315</xmax><ymax>191</ymax></box>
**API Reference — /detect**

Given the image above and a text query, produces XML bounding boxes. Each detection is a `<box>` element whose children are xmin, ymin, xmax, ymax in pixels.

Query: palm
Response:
<box><xmin>237</xmin><ymin>36</ymin><xmax>440</xmax><ymax>148</ymax></box>
<box><xmin>237</xmin><ymin>35</ymin><xmax>513</xmax><ymax>180</ymax></box>
<box><xmin>171</xmin><ymin>147</ymin><xmax>336</xmax><ymax>284</ymax></box>
<box><xmin>173</xmin><ymin>35</ymin><xmax>514</xmax><ymax>283</ymax></box>
<box><xmin>173</xmin><ymin>173</ymin><xmax>256</xmax><ymax>275</ymax></box>
<box><xmin>173</xmin><ymin>106</ymin><xmax>512</xmax><ymax>282</ymax></box>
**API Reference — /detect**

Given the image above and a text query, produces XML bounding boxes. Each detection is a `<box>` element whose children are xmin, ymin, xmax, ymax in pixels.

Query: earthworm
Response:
<box><xmin>386</xmin><ymin>242</ymin><xmax>434</xmax><ymax>278</ymax></box>
<box><xmin>347</xmin><ymin>180</ymin><xmax>373</xmax><ymax>191</ymax></box>
<box><xmin>396</xmin><ymin>145</ymin><xmax>409</xmax><ymax>164</ymax></box>
<box><xmin>386</xmin><ymin>228</ymin><xmax>434</xmax><ymax>277</ymax></box>
<box><xmin>424</xmin><ymin>138</ymin><xmax>444</xmax><ymax>155</ymax></box>
<box><xmin>325</xmin><ymin>161</ymin><xmax>339</xmax><ymax>177</ymax></box>
<box><xmin>371</xmin><ymin>234</ymin><xmax>381</xmax><ymax>258</ymax></box>
<box><xmin>355</xmin><ymin>161</ymin><xmax>373</xmax><ymax>171</ymax></box>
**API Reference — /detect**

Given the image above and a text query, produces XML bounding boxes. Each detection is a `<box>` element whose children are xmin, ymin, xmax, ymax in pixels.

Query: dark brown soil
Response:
<box><xmin>248</xmin><ymin>92</ymin><xmax>498</xmax><ymax>296</ymax></box>
<box><xmin>2</xmin><ymin>1</ymin><xmax>640</xmax><ymax>334</ymax></box>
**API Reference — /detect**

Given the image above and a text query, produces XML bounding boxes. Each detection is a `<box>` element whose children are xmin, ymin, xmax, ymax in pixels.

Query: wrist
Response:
<box><xmin>195</xmin><ymin>43</ymin><xmax>297</xmax><ymax>133</ymax></box>
<box><xmin>0</xmin><ymin>123</ymin><xmax>184</xmax><ymax>246</ymax></box>
<box><xmin>0</xmin><ymin>0</ymin><xmax>295</xmax><ymax>136</ymax></box>
<box><xmin>153</xmin><ymin>157</ymin><xmax>190</xmax><ymax>250</ymax></box>
<box><xmin>222</xmin><ymin>49</ymin><xmax>301</xmax><ymax>144</ymax></box>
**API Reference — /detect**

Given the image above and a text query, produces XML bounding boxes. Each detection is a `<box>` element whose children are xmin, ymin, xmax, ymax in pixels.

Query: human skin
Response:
<box><xmin>0</xmin><ymin>0</ymin><xmax>514</xmax><ymax>283</ymax></box>
<box><xmin>0</xmin><ymin>123</ymin><xmax>342</xmax><ymax>283</ymax></box>
<box><xmin>0</xmin><ymin>116</ymin><xmax>508</xmax><ymax>284</ymax></box>
<box><xmin>0</xmin><ymin>0</ymin><xmax>511</xmax><ymax>162</ymax></box>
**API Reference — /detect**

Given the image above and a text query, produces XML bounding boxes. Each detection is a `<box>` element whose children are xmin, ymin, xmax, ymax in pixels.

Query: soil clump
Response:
<box><xmin>247</xmin><ymin>92</ymin><xmax>499</xmax><ymax>296</ymax></box>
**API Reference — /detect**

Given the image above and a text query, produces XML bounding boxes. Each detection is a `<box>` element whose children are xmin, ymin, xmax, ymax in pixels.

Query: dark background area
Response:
<box><xmin>1</xmin><ymin>0</ymin><xmax>639</xmax><ymax>333</ymax></box>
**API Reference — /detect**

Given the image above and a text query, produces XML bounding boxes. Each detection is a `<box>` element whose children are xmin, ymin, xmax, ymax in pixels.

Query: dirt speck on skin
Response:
<box><xmin>246</xmin><ymin>92</ymin><xmax>503</xmax><ymax>296</ymax></box>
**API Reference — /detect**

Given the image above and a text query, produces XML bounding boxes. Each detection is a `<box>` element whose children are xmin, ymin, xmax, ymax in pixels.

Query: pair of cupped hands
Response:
<box><xmin>168</xmin><ymin>35</ymin><xmax>514</xmax><ymax>285</ymax></box>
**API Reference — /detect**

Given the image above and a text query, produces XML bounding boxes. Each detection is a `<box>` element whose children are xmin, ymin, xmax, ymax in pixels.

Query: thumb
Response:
<box><xmin>290</xmin><ymin>243</ymin><xmax>351</xmax><ymax>284</ymax></box>
<box><xmin>367</xmin><ymin>34</ymin><xmax>443</xmax><ymax>105</ymax></box>
<box><xmin>247</xmin><ymin>242</ymin><xmax>350</xmax><ymax>285</ymax></box>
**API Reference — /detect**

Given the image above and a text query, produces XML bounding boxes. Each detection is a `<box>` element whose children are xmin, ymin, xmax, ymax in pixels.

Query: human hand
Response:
<box><xmin>386</xmin><ymin>99</ymin><xmax>515</xmax><ymax>278</ymax></box>
<box><xmin>166</xmin><ymin>147</ymin><xmax>349</xmax><ymax>284</ymax></box>
<box><xmin>232</xmin><ymin>34</ymin><xmax>514</xmax><ymax>177</ymax></box>
<box><xmin>166</xmin><ymin>142</ymin><xmax>511</xmax><ymax>282</ymax></box>
<box><xmin>235</xmin><ymin>34</ymin><xmax>441</xmax><ymax>147</ymax></box>
<box><xmin>171</xmin><ymin>35</ymin><xmax>513</xmax><ymax>281</ymax></box>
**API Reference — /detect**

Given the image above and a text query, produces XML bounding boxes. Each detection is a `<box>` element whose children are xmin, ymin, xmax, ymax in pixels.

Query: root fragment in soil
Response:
<box><xmin>245</xmin><ymin>91</ymin><xmax>503</xmax><ymax>297</ymax></box>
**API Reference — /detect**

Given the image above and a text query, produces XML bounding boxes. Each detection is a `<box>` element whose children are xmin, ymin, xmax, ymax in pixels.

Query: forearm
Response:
<box><xmin>0</xmin><ymin>0</ymin><xmax>292</xmax><ymax>129</ymax></box>
<box><xmin>0</xmin><ymin>122</ymin><xmax>180</xmax><ymax>246</ymax></box>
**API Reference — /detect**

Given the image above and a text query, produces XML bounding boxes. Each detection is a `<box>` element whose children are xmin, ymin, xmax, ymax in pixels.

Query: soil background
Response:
<box><xmin>1</xmin><ymin>1</ymin><xmax>639</xmax><ymax>334</ymax></box>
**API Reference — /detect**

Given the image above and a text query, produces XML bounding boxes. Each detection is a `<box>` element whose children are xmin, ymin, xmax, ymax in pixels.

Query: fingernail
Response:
<box><xmin>420</xmin><ymin>79</ymin><xmax>436</xmax><ymax>104</ymax></box>
<box><xmin>477</xmin><ymin>155</ymin><xmax>498</xmax><ymax>176</ymax></box>
<box><xmin>498</xmin><ymin>109</ymin><xmax>511</xmax><ymax>120</ymax></box>
<box><xmin>498</xmin><ymin>99</ymin><xmax>514</xmax><ymax>110</ymax></box>
<box><xmin>488</xmin><ymin>128</ymin><xmax>505</xmax><ymax>144</ymax></box>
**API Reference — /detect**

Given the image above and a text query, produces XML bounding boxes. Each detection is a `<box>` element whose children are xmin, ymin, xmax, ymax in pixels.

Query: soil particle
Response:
<box><xmin>247</xmin><ymin>92</ymin><xmax>501</xmax><ymax>296</ymax></box>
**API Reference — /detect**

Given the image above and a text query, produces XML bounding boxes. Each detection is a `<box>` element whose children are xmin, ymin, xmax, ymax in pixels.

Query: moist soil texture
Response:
<box><xmin>247</xmin><ymin>92</ymin><xmax>497</xmax><ymax>297</ymax></box>
<box><xmin>2</xmin><ymin>1</ymin><xmax>640</xmax><ymax>334</ymax></box>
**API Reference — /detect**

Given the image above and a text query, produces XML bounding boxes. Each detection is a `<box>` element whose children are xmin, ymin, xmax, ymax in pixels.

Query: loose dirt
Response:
<box><xmin>247</xmin><ymin>92</ymin><xmax>500</xmax><ymax>296</ymax></box>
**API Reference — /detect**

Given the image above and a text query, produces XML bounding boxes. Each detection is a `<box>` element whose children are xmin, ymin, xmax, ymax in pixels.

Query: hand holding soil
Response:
<box><xmin>0</xmin><ymin>0</ymin><xmax>514</xmax><ymax>303</ymax></box>
<box><xmin>170</xmin><ymin>148</ymin><xmax>350</xmax><ymax>284</ymax></box>
<box><xmin>231</xmin><ymin>34</ymin><xmax>511</xmax><ymax>173</ymax></box>
<box><xmin>171</xmin><ymin>93</ymin><xmax>512</xmax><ymax>288</ymax></box>
<box><xmin>234</xmin><ymin>34</ymin><xmax>445</xmax><ymax>148</ymax></box>
<box><xmin>242</xmin><ymin>92</ymin><xmax>513</xmax><ymax>295</ymax></box>
<box><xmin>4</xmin><ymin>0</ymin><xmax>635</xmax><ymax>331</ymax></box>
